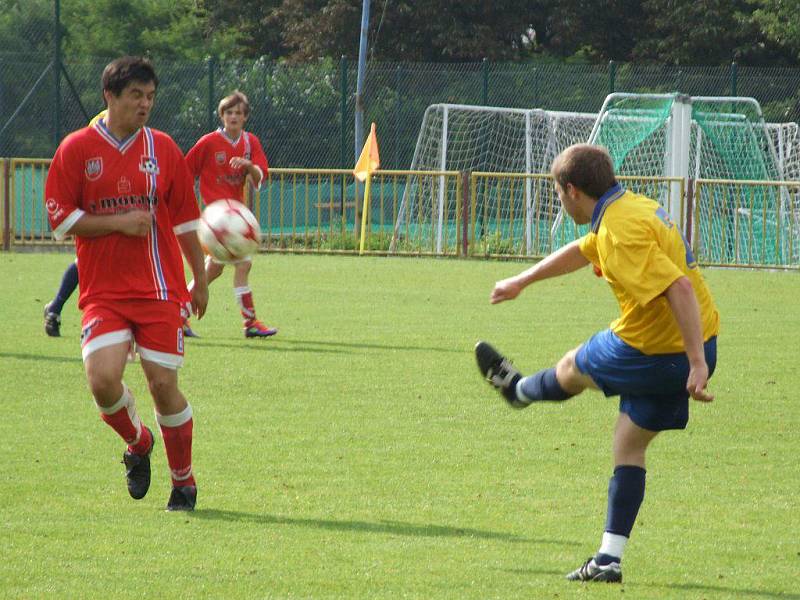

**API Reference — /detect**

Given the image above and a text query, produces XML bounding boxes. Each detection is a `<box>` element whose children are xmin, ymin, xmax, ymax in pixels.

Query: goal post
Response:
<box><xmin>391</xmin><ymin>103</ymin><xmax>596</xmax><ymax>253</ymax></box>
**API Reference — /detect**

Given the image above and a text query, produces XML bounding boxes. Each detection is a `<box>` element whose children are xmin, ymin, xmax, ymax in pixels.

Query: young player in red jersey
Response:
<box><xmin>184</xmin><ymin>91</ymin><xmax>278</xmax><ymax>338</ymax></box>
<box><xmin>45</xmin><ymin>56</ymin><xmax>209</xmax><ymax>511</ymax></box>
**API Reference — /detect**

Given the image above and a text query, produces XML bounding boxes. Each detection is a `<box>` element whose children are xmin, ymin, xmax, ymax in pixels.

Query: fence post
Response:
<box><xmin>395</xmin><ymin>65</ymin><xmax>402</xmax><ymax>168</ymax></box>
<box><xmin>730</xmin><ymin>61</ymin><xmax>738</xmax><ymax>96</ymax></box>
<box><xmin>461</xmin><ymin>170</ymin><xmax>470</xmax><ymax>256</ymax></box>
<box><xmin>207</xmin><ymin>56</ymin><xmax>217</xmax><ymax>133</ymax></box>
<box><xmin>340</xmin><ymin>56</ymin><xmax>347</xmax><ymax>169</ymax></box>
<box><xmin>53</xmin><ymin>0</ymin><xmax>62</xmax><ymax>145</ymax></box>
<box><xmin>3</xmin><ymin>160</ymin><xmax>10</xmax><ymax>251</ymax></box>
<box><xmin>482</xmin><ymin>58</ymin><xmax>489</xmax><ymax>105</ymax></box>
<box><xmin>609</xmin><ymin>60</ymin><xmax>616</xmax><ymax>94</ymax></box>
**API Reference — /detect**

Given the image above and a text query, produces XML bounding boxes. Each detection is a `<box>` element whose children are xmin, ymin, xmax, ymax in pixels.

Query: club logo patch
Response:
<box><xmin>215</xmin><ymin>151</ymin><xmax>226</xmax><ymax>165</ymax></box>
<box><xmin>85</xmin><ymin>157</ymin><xmax>103</xmax><ymax>181</ymax></box>
<box><xmin>139</xmin><ymin>155</ymin><xmax>159</xmax><ymax>175</ymax></box>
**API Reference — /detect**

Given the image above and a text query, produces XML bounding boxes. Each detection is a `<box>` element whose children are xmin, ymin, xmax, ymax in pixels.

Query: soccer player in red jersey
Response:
<box><xmin>184</xmin><ymin>91</ymin><xmax>278</xmax><ymax>338</ymax></box>
<box><xmin>45</xmin><ymin>56</ymin><xmax>209</xmax><ymax>511</ymax></box>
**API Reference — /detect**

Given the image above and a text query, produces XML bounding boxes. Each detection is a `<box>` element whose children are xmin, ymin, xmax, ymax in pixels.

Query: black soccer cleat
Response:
<box><xmin>43</xmin><ymin>302</ymin><xmax>61</xmax><ymax>337</ymax></box>
<box><xmin>474</xmin><ymin>341</ymin><xmax>530</xmax><ymax>409</ymax></box>
<box><xmin>122</xmin><ymin>426</ymin><xmax>154</xmax><ymax>500</ymax></box>
<box><xmin>566</xmin><ymin>558</ymin><xmax>623</xmax><ymax>583</ymax></box>
<box><xmin>166</xmin><ymin>485</ymin><xmax>197</xmax><ymax>512</ymax></box>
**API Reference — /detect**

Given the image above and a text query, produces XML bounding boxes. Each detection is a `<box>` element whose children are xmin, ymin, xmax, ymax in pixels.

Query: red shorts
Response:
<box><xmin>80</xmin><ymin>299</ymin><xmax>185</xmax><ymax>369</ymax></box>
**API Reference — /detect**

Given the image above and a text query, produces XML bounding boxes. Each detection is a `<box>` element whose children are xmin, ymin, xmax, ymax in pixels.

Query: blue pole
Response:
<box><xmin>354</xmin><ymin>0</ymin><xmax>370</xmax><ymax>161</ymax></box>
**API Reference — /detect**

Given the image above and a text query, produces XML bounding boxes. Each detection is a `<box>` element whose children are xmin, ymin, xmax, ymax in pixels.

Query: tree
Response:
<box><xmin>269</xmin><ymin>0</ymin><xmax>551</xmax><ymax>62</ymax></box>
<box><xmin>61</xmin><ymin>0</ymin><xmax>240</xmax><ymax>60</ymax></box>
<box><xmin>632</xmin><ymin>0</ymin><xmax>791</xmax><ymax>65</ymax></box>
<box><xmin>751</xmin><ymin>0</ymin><xmax>800</xmax><ymax>61</ymax></box>
<box><xmin>542</xmin><ymin>0</ymin><xmax>645</xmax><ymax>62</ymax></box>
<box><xmin>202</xmin><ymin>0</ymin><xmax>285</xmax><ymax>59</ymax></box>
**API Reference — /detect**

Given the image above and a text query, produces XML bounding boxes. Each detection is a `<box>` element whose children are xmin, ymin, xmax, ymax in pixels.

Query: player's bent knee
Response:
<box><xmin>556</xmin><ymin>348</ymin><xmax>596</xmax><ymax>394</ymax></box>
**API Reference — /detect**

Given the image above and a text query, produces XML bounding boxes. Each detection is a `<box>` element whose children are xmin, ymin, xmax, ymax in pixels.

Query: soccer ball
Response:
<box><xmin>198</xmin><ymin>199</ymin><xmax>261</xmax><ymax>263</ymax></box>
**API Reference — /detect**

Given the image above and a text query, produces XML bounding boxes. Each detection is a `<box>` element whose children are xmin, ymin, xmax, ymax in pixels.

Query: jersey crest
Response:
<box><xmin>215</xmin><ymin>151</ymin><xmax>226</xmax><ymax>165</ymax></box>
<box><xmin>85</xmin><ymin>157</ymin><xmax>103</xmax><ymax>181</ymax></box>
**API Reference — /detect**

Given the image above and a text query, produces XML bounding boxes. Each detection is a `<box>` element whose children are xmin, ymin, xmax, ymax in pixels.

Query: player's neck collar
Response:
<box><xmin>590</xmin><ymin>183</ymin><xmax>625</xmax><ymax>233</ymax></box>
<box><xmin>218</xmin><ymin>127</ymin><xmax>244</xmax><ymax>145</ymax></box>
<box><xmin>95</xmin><ymin>119</ymin><xmax>142</xmax><ymax>153</ymax></box>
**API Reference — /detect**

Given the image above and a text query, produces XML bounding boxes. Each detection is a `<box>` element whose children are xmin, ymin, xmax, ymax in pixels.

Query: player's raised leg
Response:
<box><xmin>475</xmin><ymin>342</ymin><xmax>595</xmax><ymax>408</ymax></box>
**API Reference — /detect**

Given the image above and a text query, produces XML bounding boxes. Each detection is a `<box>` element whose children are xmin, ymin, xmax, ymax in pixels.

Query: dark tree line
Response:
<box><xmin>1</xmin><ymin>0</ymin><xmax>799</xmax><ymax>65</ymax></box>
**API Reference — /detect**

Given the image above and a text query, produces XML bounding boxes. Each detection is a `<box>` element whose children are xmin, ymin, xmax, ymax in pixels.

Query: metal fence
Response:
<box><xmin>5</xmin><ymin>158</ymin><xmax>799</xmax><ymax>268</ymax></box>
<box><xmin>1</xmin><ymin>55</ymin><xmax>799</xmax><ymax>170</ymax></box>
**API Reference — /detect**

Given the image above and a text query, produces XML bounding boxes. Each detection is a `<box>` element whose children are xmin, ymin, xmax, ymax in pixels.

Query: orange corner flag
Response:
<box><xmin>353</xmin><ymin>122</ymin><xmax>380</xmax><ymax>182</ymax></box>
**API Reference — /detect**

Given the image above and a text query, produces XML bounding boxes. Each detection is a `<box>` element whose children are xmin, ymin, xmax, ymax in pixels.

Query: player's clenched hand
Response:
<box><xmin>229</xmin><ymin>157</ymin><xmax>252</xmax><ymax>170</ymax></box>
<box><xmin>118</xmin><ymin>210</ymin><xmax>152</xmax><ymax>237</ymax></box>
<box><xmin>191</xmin><ymin>281</ymin><xmax>209</xmax><ymax>319</ymax></box>
<box><xmin>686</xmin><ymin>362</ymin><xmax>713</xmax><ymax>402</ymax></box>
<box><xmin>490</xmin><ymin>277</ymin><xmax>523</xmax><ymax>304</ymax></box>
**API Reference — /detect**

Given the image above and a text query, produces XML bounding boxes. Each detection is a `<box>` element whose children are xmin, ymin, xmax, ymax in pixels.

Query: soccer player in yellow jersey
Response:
<box><xmin>475</xmin><ymin>143</ymin><xmax>719</xmax><ymax>584</ymax></box>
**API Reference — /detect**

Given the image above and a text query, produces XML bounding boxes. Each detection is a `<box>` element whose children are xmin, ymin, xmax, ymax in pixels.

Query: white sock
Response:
<box><xmin>598</xmin><ymin>532</ymin><xmax>627</xmax><ymax>561</ymax></box>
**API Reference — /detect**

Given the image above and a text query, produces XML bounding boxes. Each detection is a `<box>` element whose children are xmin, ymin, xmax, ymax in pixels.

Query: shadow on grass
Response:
<box><xmin>642</xmin><ymin>582</ymin><xmax>800</xmax><ymax>599</ymax></box>
<box><xmin>0</xmin><ymin>351</ymin><xmax>82</xmax><ymax>364</ymax></box>
<box><xmin>192</xmin><ymin>337</ymin><xmax>464</xmax><ymax>355</ymax></box>
<box><xmin>501</xmin><ymin>568</ymin><xmax>800</xmax><ymax>599</ymax></box>
<box><xmin>191</xmin><ymin>509</ymin><xmax>576</xmax><ymax>546</ymax></box>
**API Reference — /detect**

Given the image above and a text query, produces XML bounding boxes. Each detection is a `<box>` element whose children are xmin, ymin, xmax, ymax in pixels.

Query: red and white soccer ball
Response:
<box><xmin>198</xmin><ymin>199</ymin><xmax>261</xmax><ymax>263</ymax></box>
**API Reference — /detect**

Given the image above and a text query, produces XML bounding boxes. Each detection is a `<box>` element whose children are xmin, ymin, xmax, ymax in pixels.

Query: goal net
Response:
<box><xmin>391</xmin><ymin>104</ymin><xmax>596</xmax><ymax>255</ymax></box>
<box><xmin>397</xmin><ymin>97</ymin><xmax>800</xmax><ymax>265</ymax></box>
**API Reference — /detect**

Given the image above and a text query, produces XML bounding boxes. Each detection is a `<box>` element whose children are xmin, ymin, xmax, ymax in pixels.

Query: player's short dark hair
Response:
<box><xmin>551</xmin><ymin>144</ymin><xmax>617</xmax><ymax>199</ymax></box>
<box><xmin>218</xmin><ymin>91</ymin><xmax>250</xmax><ymax>118</ymax></box>
<box><xmin>102</xmin><ymin>56</ymin><xmax>159</xmax><ymax>98</ymax></box>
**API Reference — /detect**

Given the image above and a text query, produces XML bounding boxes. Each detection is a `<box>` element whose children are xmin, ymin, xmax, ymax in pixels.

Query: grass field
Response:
<box><xmin>1</xmin><ymin>252</ymin><xmax>798</xmax><ymax>599</ymax></box>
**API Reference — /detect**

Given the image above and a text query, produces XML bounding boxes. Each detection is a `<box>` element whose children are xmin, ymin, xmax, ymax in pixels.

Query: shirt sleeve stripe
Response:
<box><xmin>53</xmin><ymin>209</ymin><xmax>85</xmax><ymax>241</ymax></box>
<box><xmin>173</xmin><ymin>219</ymin><xmax>200</xmax><ymax>235</ymax></box>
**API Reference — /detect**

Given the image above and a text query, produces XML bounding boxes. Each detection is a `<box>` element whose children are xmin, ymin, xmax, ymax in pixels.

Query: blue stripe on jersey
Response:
<box><xmin>143</xmin><ymin>127</ymin><xmax>168</xmax><ymax>300</ymax></box>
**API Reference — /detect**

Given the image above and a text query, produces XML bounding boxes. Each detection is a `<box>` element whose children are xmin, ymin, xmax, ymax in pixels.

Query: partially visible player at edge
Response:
<box><xmin>183</xmin><ymin>90</ymin><xmax>277</xmax><ymax>338</ymax></box>
<box><xmin>45</xmin><ymin>57</ymin><xmax>208</xmax><ymax>511</ymax></box>
<box><xmin>42</xmin><ymin>110</ymin><xmax>108</xmax><ymax>337</ymax></box>
<box><xmin>475</xmin><ymin>143</ymin><xmax>719</xmax><ymax>583</ymax></box>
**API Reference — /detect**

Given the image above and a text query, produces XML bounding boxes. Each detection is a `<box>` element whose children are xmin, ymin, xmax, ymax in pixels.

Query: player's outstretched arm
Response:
<box><xmin>178</xmin><ymin>232</ymin><xmax>208</xmax><ymax>319</ymax></box>
<box><xmin>490</xmin><ymin>240</ymin><xmax>589</xmax><ymax>304</ymax></box>
<box><xmin>69</xmin><ymin>211</ymin><xmax>152</xmax><ymax>238</ymax></box>
<box><xmin>664</xmin><ymin>276</ymin><xmax>713</xmax><ymax>402</ymax></box>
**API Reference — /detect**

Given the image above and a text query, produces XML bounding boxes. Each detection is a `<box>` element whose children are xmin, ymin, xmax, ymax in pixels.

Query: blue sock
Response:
<box><xmin>50</xmin><ymin>262</ymin><xmax>79</xmax><ymax>314</ymax></box>
<box><xmin>604</xmin><ymin>465</ymin><xmax>646</xmax><ymax>538</ymax></box>
<box><xmin>517</xmin><ymin>368</ymin><xmax>573</xmax><ymax>402</ymax></box>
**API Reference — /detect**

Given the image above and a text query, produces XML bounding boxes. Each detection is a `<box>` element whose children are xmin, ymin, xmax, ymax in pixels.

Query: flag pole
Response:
<box><xmin>358</xmin><ymin>175</ymin><xmax>371</xmax><ymax>255</ymax></box>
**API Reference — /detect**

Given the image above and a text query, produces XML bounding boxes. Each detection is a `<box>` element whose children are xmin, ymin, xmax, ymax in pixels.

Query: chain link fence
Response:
<box><xmin>1</xmin><ymin>54</ymin><xmax>799</xmax><ymax>170</ymax></box>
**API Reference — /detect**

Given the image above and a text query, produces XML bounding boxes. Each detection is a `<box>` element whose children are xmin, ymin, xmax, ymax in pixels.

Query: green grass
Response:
<box><xmin>1</xmin><ymin>252</ymin><xmax>798</xmax><ymax>599</ymax></box>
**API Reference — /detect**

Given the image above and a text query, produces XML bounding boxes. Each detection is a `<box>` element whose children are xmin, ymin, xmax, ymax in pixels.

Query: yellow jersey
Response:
<box><xmin>89</xmin><ymin>110</ymin><xmax>107</xmax><ymax>126</ymax></box>
<box><xmin>578</xmin><ymin>185</ymin><xmax>719</xmax><ymax>354</ymax></box>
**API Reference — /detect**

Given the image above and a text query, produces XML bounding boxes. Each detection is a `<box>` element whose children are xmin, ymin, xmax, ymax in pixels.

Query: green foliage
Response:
<box><xmin>2</xmin><ymin>253</ymin><xmax>799</xmax><ymax>598</ymax></box>
<box><xmin>60</xmin><ymin>0</ymin><xmax>241</xmax><ymax>60</ymax></box>
<box><xmin>751</xmin><ymin>0</ymin><xmax>800</xmax><ymax>60</ymax></box>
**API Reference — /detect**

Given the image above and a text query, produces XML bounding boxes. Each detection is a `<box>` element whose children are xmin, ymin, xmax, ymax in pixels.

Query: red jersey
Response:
<box><xmin>45</xmin><ymin>121</ymin><xmax>200</xmax><ymax>309</ymax></box>
<box><xmin>185</xmin><ymin>129</ymin><xmax>269</xmax><ymax>203</ymax></box>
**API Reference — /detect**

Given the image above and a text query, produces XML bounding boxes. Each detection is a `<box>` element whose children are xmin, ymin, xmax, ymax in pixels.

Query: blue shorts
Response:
<box><xmin>575</xmin><ymin>330</ymin><xmax>717</xmax><ymax>431</ymax></box>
